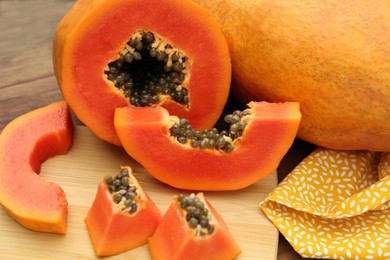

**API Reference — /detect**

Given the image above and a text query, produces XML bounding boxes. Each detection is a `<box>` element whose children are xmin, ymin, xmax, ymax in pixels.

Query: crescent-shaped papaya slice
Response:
<box><xmin>0</xmin><ymin>101</ymin><xmax>73</xmax><ymax>234</ymax></box>
<box><xmin>53</xmin><ymin>0</ymin><xmax>231</xmax><ymax>145</ymax></box>
<box><xmin>85</xmin><ymin>166</ymin><xmax>162</xmax><ymax>256</ymax></box>
<box><xmin>149</xmin><ymin>192</ymin><xmax>241</xmax><ymax>259</ymax></box>
<box><xmin>114</xmin><ymin>101</ymin><xmax>301</xmax><ymax>190</ymax></box>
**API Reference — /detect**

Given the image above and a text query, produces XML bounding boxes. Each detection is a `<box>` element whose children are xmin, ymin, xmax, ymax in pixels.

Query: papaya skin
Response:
<box><xmin>0</xmin><ymin>101</ymin><xmax>73</xmax><ymax>234</ymax></box>
<box><xmin>192</xmin><ymin>0</ymin><xmax>390</xmax><ymax>151</ymax></box>
<box><xmin>53</xmin><ymin>0</ymin><xmax>231</xmax><ymax>146</ymax></box>
<box><xmin>148</xmin><ymin>193</ymin><xmax>241</xmax><ymax>260</ymax></box>
<box><xmin>114</xmin><ymin>101</ymin><xmax>301</xmax><ymax>191</ymax></box>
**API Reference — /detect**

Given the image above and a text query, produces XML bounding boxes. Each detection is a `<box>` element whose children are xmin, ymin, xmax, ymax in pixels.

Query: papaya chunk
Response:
<box><xmin>114</xmin><ymin>101</ymin><xmax>301</xmax><ymax>190</ymax></box>
<box><xmin>149</xmin><ymin>192</ymin><xmax>241</xmax><ymax>259</ymax></box>
<box><xmin>0</xmin><ymin>101</ymin><xmax>73</xmax><ymax>234</ymax></box>
<box><xmin>53</xmin><ymin>0</ymin><xmax>231</xmax><ymax>145</ymax></box>
<box><xmin>85</xmin><ymin>166</ymin><xmax>162</xmax><ymax>256</ymax></box>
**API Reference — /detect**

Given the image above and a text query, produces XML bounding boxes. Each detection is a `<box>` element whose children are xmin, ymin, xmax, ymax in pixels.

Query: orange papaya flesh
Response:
<box><xmin>0</xmin><ymin>100</ymin><xmax>73</xmax><ymax>234</ymax></box>
<box><xmin>85</xmin><ymin>166</ymin><xmax>162</xmax><ymax>256</ymax></box>
<box><xmin>149</xmin><ymin>192</ymin><xmax>241</xmax><ymax>260</ymax></box>
<box><xmin>114</xmin><ymin>101</ymin><xmax>301</xmax><ymax>190</ymax></box>
<box><xmin>53</xmin><ymin>0</ymin><xmax>231</xmax><ymax>146</ymax></box>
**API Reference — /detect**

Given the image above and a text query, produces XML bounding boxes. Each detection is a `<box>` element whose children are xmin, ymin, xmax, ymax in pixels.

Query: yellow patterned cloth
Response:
<box><xmin>260</xmin><ymin>148</ymin><xmax>390</xmax><ymax>259</ymax></box>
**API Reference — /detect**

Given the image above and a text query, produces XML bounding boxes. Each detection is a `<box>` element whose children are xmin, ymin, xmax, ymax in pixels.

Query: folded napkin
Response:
<box><xmin>260</xmin><ymin>148</ymin><xmax>390</xmax><ymax>259</ymax></box>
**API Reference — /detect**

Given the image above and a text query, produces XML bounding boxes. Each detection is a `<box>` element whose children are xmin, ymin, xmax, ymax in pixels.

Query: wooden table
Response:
<box><xmin>0</xmin><ymin>0</ymin><xmax>317</xmax><ymax>259</ymax></box>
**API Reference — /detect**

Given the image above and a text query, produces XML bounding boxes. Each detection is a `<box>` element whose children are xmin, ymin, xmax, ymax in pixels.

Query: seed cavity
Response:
<box><xmin>105</xmin><ymin>30</ymin><xmax>190</xmax><ymax>107</ymax></box>
<box><xmin>169</xmin><ymin>109</ymin><xmax>251</xmax><ymax>152</ymax></box>
<box><xmin>177</xmin><ymin>194</ymin><xmax>214</xmax><ymax>236</ymax></box>
<box><xmin>106</xmin><ymin>167</ymin><xmax>139</xmax><ymax>214</ymax></box>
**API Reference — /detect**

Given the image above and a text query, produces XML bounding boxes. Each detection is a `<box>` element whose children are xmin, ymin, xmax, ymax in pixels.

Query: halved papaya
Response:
<box><xmin>53</xmin><ymin>0</ymin><xmax>231</xmax><ymax>145</ymax></box>
<box><xmin>148</xmin><ymin>192</ymin><xmax>241</xmax><ymax>259</ymax></box>
<box><xmin>114</xmin><ymin>101</ymin><xmax>301</xmax><ymax>190</ymax></box>
<box><xmin>0</xmin><ymin>101</ymin><xmax>73</xmax><ymax>234</ymax></box>
<box><xmin>85</xmin><ymin>166</ymin><xmax>162</xmax><ymax>256</ymax></box>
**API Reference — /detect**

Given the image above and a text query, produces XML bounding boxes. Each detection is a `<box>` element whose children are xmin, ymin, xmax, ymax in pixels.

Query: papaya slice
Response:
<box><xmin>149</xmin><ymin>192</ymin><xmax>241</xmax><ymax>259</ymax></box>
<box><xmin>0</xmin><ymin>100</ymin><xmax>73</xmax><ymax>234</ymax></box>
<box><xmin>114</xmin><ymin>101</ymin><xmax>301</xmax><ymax>190</ymax></box>
<box><xmin>85</xmin><ymin>166</ymin><xmax>162</xmax><ymax>256</ymax></box>
<box><xmin>53</xmin><ymin>0</ymin><xmax>231</xmax><ymax>145</ymax></box>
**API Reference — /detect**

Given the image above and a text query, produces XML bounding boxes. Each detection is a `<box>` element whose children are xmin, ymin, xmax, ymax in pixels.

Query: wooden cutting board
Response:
<box><xmin>0</xmin><ymin>126</ymin><xmax>278</xmax><ymax>259</ymax></box>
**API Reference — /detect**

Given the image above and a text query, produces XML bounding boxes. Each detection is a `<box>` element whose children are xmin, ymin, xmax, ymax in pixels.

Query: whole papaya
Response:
<box><xmin>192</xmin><ymin>0</ymin><xmax>390</xmax><ymax>151</ymax></box>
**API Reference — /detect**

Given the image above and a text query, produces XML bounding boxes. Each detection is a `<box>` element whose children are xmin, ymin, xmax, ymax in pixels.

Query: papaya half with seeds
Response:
<box><xmin>149</xmin><ymin>192</ymin><xmax>241</xmax><ymax>260</ymax></box>
<box><xmin>192</xmin><ymin>0</ymin><xmax>390</xmax><ymax>151</ymax></box>
<box><xmin>53</xmin><ymin>0</ymin><xmax>231</xmax><ymax>146</ymax></box>
<box><xmin>0</xmin><ymin>101</ymin><xmax>73</xmax><ymax>234</ymax></box>
<box><xmin>85</xmin><ymin>166</ymin><xmax>162</xmax><ymax>256</ymax></box>
<box><xmin>114</xmin><ymin>101</ymin><xmax>301</xmax><ymax>191</ymax></box>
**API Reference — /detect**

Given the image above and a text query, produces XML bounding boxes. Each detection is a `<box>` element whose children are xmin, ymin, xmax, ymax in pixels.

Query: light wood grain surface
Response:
<box><xmin>0</xmin><ymin>0</ymin><xmax>317</xmax><ymax>259</ymax></box>
<box><xmin>0</xmin><ymin>126</ymin><xmax>279</xmax><ymax>259</ymax></box>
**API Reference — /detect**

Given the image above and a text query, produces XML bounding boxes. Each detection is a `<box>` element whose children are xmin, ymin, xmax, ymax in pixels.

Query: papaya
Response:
<box><xmin>85</xmin><ymin>166</ymin><xmax>162</xmax><ymax>256</ymax></box>
<box><xmin>0</xmin><ymin>100</ymin><xmax>73</xmax><ymax>234</ymax></box>
<box><xmin>149</xmin><ymin>192</ymin><xmax>241</xmax><ymax>260</ymax></box>
<box><xmin>114</xmin><ymin>101</ymin><xmax>301</xmax><ymax>190</ymax></box>
<box><xmin>53</xmin><ymin>0</ymin><xmax>231</xmax><ymax>146</ymax></box>
<box><xmin>191</xmin><ymin>0</ymin><xmax>390</xmax><ymax>151</ymax></box>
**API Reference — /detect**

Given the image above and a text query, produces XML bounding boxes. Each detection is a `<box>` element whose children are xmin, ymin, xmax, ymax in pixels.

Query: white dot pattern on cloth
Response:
<box><xmin>260</xmin><ymin>148</ymin><xmax>390</xmax><ymax>259</ymax></box>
